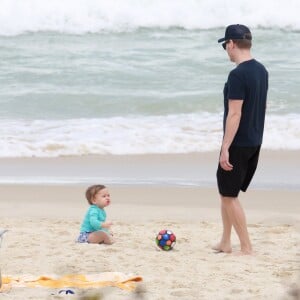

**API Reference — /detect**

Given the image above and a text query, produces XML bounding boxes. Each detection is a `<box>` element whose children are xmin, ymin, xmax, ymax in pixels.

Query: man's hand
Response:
<box><xmin>219</xmin><ymin>148</ymin><xmax>233</xmax><ymax>171</ymax></box>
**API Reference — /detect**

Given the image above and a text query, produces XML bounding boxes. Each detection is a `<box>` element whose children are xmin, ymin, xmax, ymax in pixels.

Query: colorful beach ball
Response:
<box><xmin>155</xmin><ymin>229</ymin><xmax>176</xmax><ymax>251</ymax></box>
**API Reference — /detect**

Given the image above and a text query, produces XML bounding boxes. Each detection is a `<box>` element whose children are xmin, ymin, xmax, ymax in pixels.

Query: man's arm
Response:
<box><xmin>220</xmin><ymin>99</ymin><xmax>243</xmax><ymax>171</ymax></box>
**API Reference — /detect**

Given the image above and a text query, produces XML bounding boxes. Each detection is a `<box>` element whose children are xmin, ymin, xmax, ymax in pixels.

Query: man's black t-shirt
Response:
<box><xmin>223</xmin><ymin>59</ymin><xmax>268</xmax><ymax>147</ymax></box>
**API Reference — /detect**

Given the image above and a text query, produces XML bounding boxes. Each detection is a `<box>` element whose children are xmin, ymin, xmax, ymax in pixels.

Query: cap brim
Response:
<box><xmin>218</xmin><ymin>37</ymin><xmax>226</xmax><ymax>43</ymax></box>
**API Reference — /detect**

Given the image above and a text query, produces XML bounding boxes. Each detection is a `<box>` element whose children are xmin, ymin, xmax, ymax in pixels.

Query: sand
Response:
<box><xmin>0</xmin><ymin>151</ymin><xmax>300</xmax><ymax>299</ymax></box>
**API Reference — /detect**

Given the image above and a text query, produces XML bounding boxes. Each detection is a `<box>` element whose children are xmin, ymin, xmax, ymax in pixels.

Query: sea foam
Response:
<box><xmin>0</xmin><ymin>113</ymin><xmax>299</xmax><ymax>157</ymax></box>
<box><xmin>0</xmin><ymin>0</ymin><xmax>299</xmax><ymax>36</ymax></box>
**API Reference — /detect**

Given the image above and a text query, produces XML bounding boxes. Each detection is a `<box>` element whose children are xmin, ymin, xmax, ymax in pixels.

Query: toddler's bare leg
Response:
<box><xmin>88</xmin><ymin>231</ymin><xmax>114</xmax><ymax>245</ymax></box>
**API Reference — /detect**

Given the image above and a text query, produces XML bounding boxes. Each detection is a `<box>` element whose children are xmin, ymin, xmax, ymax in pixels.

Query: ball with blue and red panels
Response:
<box><xmin>155</xmin><ymin>229</ymin><xmax>176</xmax><ymax>251</ymax></box>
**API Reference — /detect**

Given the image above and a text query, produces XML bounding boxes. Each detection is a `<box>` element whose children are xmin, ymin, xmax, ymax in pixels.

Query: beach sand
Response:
<box><xmin>0</xmin><ymin>152</ymin><xmax>300</xmax><ymax>299</ymax></box>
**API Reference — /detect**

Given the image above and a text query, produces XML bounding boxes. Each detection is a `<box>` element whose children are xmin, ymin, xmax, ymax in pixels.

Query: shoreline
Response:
<box><xmin>1</xmin><ymin>184</ymin><xmax>299</xmax><ymax>223</ymax></box>
<box><xmin>0</xmin><ymin>150</ymin><xmax>299</xmax><ymax>189</ymax></box>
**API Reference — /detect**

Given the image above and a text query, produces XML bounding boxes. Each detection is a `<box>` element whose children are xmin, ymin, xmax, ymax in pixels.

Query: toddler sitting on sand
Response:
<box><xmin>77</xmin><ymin>184</ymin><xmax>114</xmax><ymax>245</ymax></box>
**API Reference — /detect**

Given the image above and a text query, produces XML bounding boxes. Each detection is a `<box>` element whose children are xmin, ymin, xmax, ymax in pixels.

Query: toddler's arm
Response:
<box><xmin>101</xmin><ymin>221</ymin><xmax>113</xmax><ymax>229</ymax></box>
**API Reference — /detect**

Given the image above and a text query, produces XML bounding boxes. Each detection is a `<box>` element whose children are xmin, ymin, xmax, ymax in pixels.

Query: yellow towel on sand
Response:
<box><xmin>1</xmin><ymin>272</ymin><xmax>142</xmax><ymax>292</ymax></box>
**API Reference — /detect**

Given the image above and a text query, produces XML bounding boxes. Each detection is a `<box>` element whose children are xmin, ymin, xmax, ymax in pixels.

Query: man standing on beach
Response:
<box><xmin>214</xmin><ymin>24</ymin><xmax>268</xmax><ymax>255</ymax></box>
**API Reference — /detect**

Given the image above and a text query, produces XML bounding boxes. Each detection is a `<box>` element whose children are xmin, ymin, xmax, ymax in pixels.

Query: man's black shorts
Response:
<box><xmin>216</xmin><ymin>146</ymin><xmax>261</xmax><ymax>197</ymax></box>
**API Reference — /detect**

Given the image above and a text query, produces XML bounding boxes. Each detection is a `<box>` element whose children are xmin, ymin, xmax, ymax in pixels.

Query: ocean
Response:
<box><xmin>0</xmin><ymin>0</ymin><xmax>300</xmax><ymax>157</ymax></box>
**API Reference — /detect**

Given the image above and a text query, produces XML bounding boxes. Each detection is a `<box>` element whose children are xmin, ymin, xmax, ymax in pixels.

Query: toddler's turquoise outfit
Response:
<box><xmin>77</xmin><ymin>205</ymin><xmax>108</xmax><ymax>243</ymax></box>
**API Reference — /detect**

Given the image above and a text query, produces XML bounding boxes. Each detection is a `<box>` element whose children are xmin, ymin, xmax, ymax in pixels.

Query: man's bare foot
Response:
<box><xmin>231</xmin><ymin>249</ymin><xmax>254</xmax><ymax>256</ymax></box>
<box><xmin>212</xmin><ymin>243</ymin><xmax>232</xmax><ymax>253</ymax></box>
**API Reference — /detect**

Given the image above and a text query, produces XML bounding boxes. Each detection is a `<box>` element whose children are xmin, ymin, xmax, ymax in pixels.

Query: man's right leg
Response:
<box><xmin>221</xmin><ymin>196</ymin><xmax>252</xmax><ymax>255</ymax></box>
<box><xmin>213</xmin><ymin>197</ymin><xmax>232</xmax><ymax>253</ymax></box>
